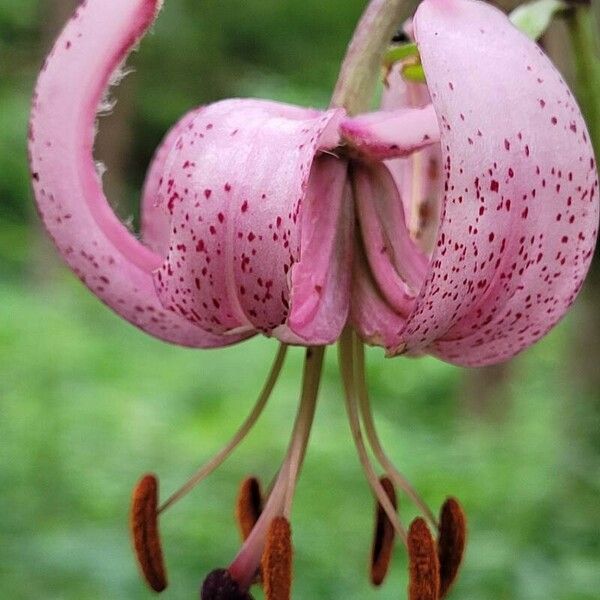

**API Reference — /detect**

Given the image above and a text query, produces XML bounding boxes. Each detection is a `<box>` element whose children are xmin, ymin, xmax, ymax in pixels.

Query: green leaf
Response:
<box><xmin>509</xmin><ymin>0</ymin><xmax>568</xmax><ymax>40</ymax></box>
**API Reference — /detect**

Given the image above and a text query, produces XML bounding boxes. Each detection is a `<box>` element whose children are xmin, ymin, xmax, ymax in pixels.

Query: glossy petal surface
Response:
<box><xmin>351</xmin><ymin>247</ymin><xmax>408</xmax><ymax>349</ymax></box>
<box><xmin>354</xmin><ymin>163</ymin><xmax>428</xmax><ymax>315</ymax></box>
<box><xmin>285</xmin><ymin>155</ymin><xmax>353</xmax><ymax>344</ymax></box>
<box><xmin>154</xmin><ymin>99</ymin><xmax>346</xmax><ymax>341</ymax></box>
<box><xmin>142</xmin><ymin>107</ymin><xmax>203</xmax><ymax>257</ymax></box>
<box><xmin>341</xmin><ymin>104</ymin><xmax>440</xmax><ymax>161</ymax></box>
<box><xmin>29</xmin><ymin>0</ymin><xmax>242</xmax><ymax>348</ymax></box>
<box><xmin>403</xmin><ymin>0</ymin><xmax>599</xmax><ymax>365</ymax></box>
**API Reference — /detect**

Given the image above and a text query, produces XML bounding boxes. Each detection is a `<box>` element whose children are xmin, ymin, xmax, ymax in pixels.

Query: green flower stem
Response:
<box><xmin>331</xmin><ymin>0</ymin><xmax>416</xmax><ymax>115</ymax></box>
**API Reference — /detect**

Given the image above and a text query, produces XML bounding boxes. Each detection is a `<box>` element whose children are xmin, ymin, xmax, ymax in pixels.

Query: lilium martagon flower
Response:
<box><xmin>29</xmin><ymin>0</ymin><xmax>598</xmax><ymax>597</ymax></box>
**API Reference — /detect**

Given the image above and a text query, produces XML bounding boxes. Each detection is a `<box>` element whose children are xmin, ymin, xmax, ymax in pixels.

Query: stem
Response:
<box><xmin>331</xmin><ymin>0</ymin><xmax>415</xmax><ymax>114</ymax></box>
<box><xmin>567</xmin><ymin>5</ymin><xmax>600</xmax><ymax>157</ymax></box>
<box><xmin>353</xmin><ymin>336</ymin><xmax>438</xmax><ymax>529</ymax></box>
<box><xmin>159</xmin><ymin>344</ymin><xmax>288</xmax><ymax>513</ymax></box>
<box><xmin>229</xmin><ymin>347</ymin><xmax>325</xmax><ymax>590</ymax></box>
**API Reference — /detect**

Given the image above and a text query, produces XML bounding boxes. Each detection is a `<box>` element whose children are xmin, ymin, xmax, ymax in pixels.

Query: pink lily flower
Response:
<box><xmin>29</xmin><ymin>0</ymin><xmax>598</xmax><ymax>598</ymax></box>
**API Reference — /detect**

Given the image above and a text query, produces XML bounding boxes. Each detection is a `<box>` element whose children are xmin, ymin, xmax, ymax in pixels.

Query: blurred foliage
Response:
<box><xmin>0</xmin><ymin>0</ymin><xmax>599</xmax><ymax>599</ymax></box>
<box><xmin>1</xmin><ymin>279</ymin><xmax>599</xmax><ymax>599</ymax></box>
<box><xmin>566</xmin><ymin>4</ymin><xmax>600</xmax><ymax>157</ymax></box>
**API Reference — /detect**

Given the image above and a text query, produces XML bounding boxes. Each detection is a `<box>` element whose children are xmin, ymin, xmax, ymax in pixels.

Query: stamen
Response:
<box><xmin>409</xmin><ymin>150</ymin><xmax>425</xmax><ymax>244</ymax></box>
<box><xmin>228</xmin><ymin>347</ymin><xmax>324</xmax><ymax>591</ymax></box>
<box><xmin>261</xmin><ymin>517</ymin><xmax>293</xmax><ymax>600</ymax></box>
<box><xmin>407</xmin><ymin>518</ymin><xmax>440</xmax><ymax>600</ymax></box>
<box><xmin>354</xmin><ymin>337</ymin><xmax>438</xmax><ymax>529</ymax></box>
<box><xmin>370</xmin><ymin>476</ymin><xmax>397</xmax><ymax>586</ymax></box>
<box><xmin>200</xmin><ymin>569</ymin><xmax>254</xmax><ymax>600</ymax></box>
<box><xmin>438</xmin><ymin>498</ymin><xmax>467</xmax><ymax>598</ymax></box>
<box><xmin>159</xmin><ymin>344</ymin><xmax>288</xmax><ymax>513</ymax></box>
<box><xmin>282</xmin><ymin>348</ymin><xmax>325</xmax><ymax>517</ymax></box>
<box><xmin>338</xmin><ymin>328</ymin><xmax>408</xmax><ymax>544</ymax></box>
<box><xmin>130</xmin><ymin>474</ymin><xmax>167</xmax><ymax>592</ymax></box>
<box><xmin>236</xmin><ymin>477</ymin><xmax>264</xmax><ymax>541</ymax></box>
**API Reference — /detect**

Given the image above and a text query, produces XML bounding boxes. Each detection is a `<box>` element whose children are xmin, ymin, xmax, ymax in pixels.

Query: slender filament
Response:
<box><xmin>283</xmin><ymin>348</ymin><xmax>325</xmax><ymax>517</ymax></box>
<box><xmin>159</xmin><ymin>343</ymin><xmax>288</xmax><ymax>513</ymax></box>
<box><xmin>354</xmin><ymin>335</ymin><xmax>438</xmax><ymax>529</ymax></box>
<box><xmin>229</xmin><ymin>347</ymin><xmax>325</xmax><ymax>590</ymax></box>
<box><xmin>338</xmin><ymin>328</ymin><xmax>408</xmax><ymax>544</ymax></box>
<box><xmin>410</xmin><ymin>150</ymin><xmax>424</xmax><ymax>240</ymax></box>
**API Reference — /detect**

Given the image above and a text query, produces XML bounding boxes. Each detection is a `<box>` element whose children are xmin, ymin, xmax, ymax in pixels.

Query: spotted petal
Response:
<box><xmin>142</xmin><ymin>107</ymin><xmax>203</xmax><ymax>257</ymax></box>
<box><xmin>153</xmin><ymin>99</ymin><xmax>348</xmax><ymax>343</ymax></box>
<box><xmin>341</xmin><ymin>104</ymin><xmax>440</xmax><ymax>161</ymax></box>
<box><xmin>29</xmin><ymin>0</ymin><xmax>245</xmax><ymax>347</ymax></box>
<box><xmin>403</xmin><ymin>0</ymin><xmax>599</xmax><ymax>365</ymax></box>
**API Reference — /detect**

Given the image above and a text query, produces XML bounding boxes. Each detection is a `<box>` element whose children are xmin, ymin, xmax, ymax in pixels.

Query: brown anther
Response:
<box><xmin>130</xmin><ymin>474</ymin><xmax>167</xmax><ymax>592</ymax></box>
<box><xmin>236</xmin><ymin>477</ymin><xmax>263</xmax><ymax>541</ymax></box>
<box><xmin>201</xmin><ymin>568</ymin><xmax>254</xmax><ymax>600</ymax></box>
<box><xmin>370</xmin><ymin>476</ymin><xmax>397</xmax><ymax>586</ymax></box>
<box><xmin>407</xmin><ymin>518</ymin><xmax>440</xmax><ymax>600</ymax></box>
<box><xmin>437</xmin><ymin>497</ymin><xmax>467</xmax><ymax>598</ymax></box>
<box><xmin>261</xmin><ymin>516</ymin><xmax>293</xmax><ymax>600</ymax></box>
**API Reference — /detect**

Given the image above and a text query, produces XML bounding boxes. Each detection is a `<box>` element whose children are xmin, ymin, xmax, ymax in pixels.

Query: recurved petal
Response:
<box><xmin>399</xmin><ymin>0</ymin><xmax>598</xmax><ymax>365</ymax></box>
<box><xmin>285</xmin><ymin>155</ymin><xmax>353</xmax><ymax>345</ymax></box>
<box><xmin>351</xmin><ymin>242</ymin><xmax>408</xmax><ymax>351</ymax></box>
<box><xmin>353</xmin><ymin>162</ymin><xmax>429</xmax><ymax>317</ymax></box>
<box><xmin>29</xmin><ymin>0</ymin><xmax>244</xmax><ymax>348</ymax></box>
<box><xmin>341</xmin><ymin>104</ymin><xmax>440</xmax><ymax>161</ymax></box>
<box><xmin>154</xmin><ymin>98</ymin><xmax>345</xmax><ymax>340</ymax></box>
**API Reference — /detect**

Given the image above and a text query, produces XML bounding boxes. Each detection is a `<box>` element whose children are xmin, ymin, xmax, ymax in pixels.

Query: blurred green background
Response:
<box><xmin>1</xmin><ymin>1</ymin><xmax>599</xmax><ymax>599</ymax></box>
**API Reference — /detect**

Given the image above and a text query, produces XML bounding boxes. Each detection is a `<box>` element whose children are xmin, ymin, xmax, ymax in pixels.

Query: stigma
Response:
<box><xmin>129</xmin><ymin>335</ymin><xmax>466</xmax><ymax>599</ymax></box>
